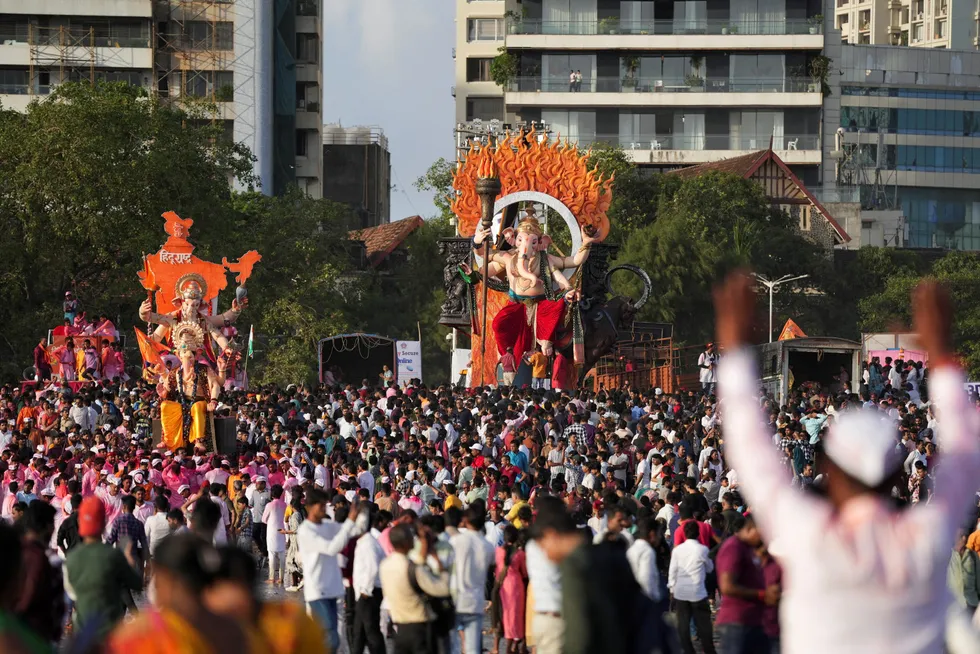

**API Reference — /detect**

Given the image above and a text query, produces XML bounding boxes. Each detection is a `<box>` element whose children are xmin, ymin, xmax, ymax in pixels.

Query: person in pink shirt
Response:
<box><xmin>268</xmin><ymin>459</ymin><xmax>288</xmax><ymax>488</ymax></box>
<box><xmin>1</xmin><ymin>481</ymin><xmax>18</xmax><ymax>522</ymax></box>
<box><xmin>3</xmin><ymin>462</ymin><xmax>26</xmax><ymax>487</ymax></box>
<box><xmin>253</xmin><ymin>453</ymin><xmax>271</xmax><ymax>479</ymax></box>
<box><xmin>81</xmin><ymin>461</ymin><xmax>99</xmax><ymax>497</ymax></box>
<box><xmin>96</xmin><ymin>477</ymin><xmax>123</xmax><ymax>534</ymax></box>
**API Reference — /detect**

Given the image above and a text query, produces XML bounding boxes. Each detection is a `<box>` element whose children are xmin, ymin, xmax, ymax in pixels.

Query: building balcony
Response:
<box><xmin>510</xmin><ymin>18</ymin><xmax>820</xmax><ymax>36</ymax></box>
<box><xmin>568</xmin><ymin>133</ymin><xmax>820</xmax><ymax>164</ymax></box>
<box><xmin>1</xmin><ymin>0</ymin><xmax>153</xmax><ymax>18</ymax></box>
<box><xmin>0</xmin><ymin>41</ymin><xmax>153</xmax><ymax>69</ymax></box>
<box><xmin>507</xmin><ymin>18</ymin><xmax>823</xmax><ymax>50</ymax></box>
<box><xmin>506</xmin><ymin>76</ymin><xmax>821</xmax><ymax>107</ymax></box>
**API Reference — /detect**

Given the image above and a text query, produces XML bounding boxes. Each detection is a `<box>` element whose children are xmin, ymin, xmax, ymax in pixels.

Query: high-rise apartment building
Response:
<box><xmin>455</xmin><ymin>0</ymin><xmax>827</xmax><ymax>183</ymax></box>
<box><xmin>834</xmin><ymin>0</ymin><xmax>975</xmax><ymax>49</ymax></box>
<box><xmin>0</xmin><ymin>0</ymin><xmax>322</xmax><ymax>197</ymax></box>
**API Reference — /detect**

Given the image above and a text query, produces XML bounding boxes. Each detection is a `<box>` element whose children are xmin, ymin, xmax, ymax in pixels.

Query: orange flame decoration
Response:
<box><xmin>451</xmin><ymin>127</ymin><xmax>613</xmax><ymax>242</ymax></box>
<box><xmin>453</xmin><ymin>128</ymin><xmax>615</xmax><ymax>386</ymax></box>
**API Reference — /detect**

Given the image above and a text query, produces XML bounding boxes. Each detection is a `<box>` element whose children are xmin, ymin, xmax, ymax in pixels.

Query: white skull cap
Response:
<box><xmin>823</xmin><ymin>410</ymin><xmax>903</xmax><ymax>487</ymax></box>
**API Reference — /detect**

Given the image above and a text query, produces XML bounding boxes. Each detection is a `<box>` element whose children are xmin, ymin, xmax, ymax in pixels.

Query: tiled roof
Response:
<box><xmin>665</xmin><ymin>150</ymin><xmax>772</xmax><ymax>180</ymax></box>
<box><xmin>348</xmin><ymin>215</ymin><xmax>424</xmax><ymax>268</ymax></box>
<box><xmin>667</xmin><ymin>149</ymin><xmax>851</xmax><ymax>243</ymax></box>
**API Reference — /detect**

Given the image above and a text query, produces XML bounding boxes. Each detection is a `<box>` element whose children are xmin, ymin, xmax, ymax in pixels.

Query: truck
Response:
<box><xmin>754</xmin><ymin>337</ymin><xmax>863</xmax><ymax>406</ymax></box>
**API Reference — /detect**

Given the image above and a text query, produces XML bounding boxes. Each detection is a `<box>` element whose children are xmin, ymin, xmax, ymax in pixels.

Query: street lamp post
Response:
<box><xmin>753</xmin><ymin>273</ymin><xmax>810</xmax><ymax>342</ymax></box>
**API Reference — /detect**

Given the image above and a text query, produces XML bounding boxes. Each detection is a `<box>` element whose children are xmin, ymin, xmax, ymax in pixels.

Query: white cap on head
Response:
<box><xmin>178</xmin><ymin>484</ymin><xmax>190</xmax><ymax>493</ymax></box>
<box><xmin>470</xmin><ymin>443</ymin><xmax>483</xmax><ymax>451</ymax></box>
<box><xmin>823</xmin><ymin>410</ymin><xmax>902</xmax><ymax>487</ymax></box>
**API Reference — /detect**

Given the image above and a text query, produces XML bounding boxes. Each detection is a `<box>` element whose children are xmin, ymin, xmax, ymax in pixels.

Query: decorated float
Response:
<box><xmin>439</xmin><ymin>128</ymin><xmax>651</xmax><ymax>389</ymax></box>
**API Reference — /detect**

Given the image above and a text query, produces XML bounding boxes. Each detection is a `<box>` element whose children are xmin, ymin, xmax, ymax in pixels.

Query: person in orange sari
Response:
<box><xmin>106</xmin><ymin>533</ymin><xmax>264</xmax><ymax>654</ymax></box>
<box><xmin>203</xmin><ymin>546</ymin><xmax>325</xmax><ymax>654</ymax></box>
<box><xmin>157</xmin><ymin>322</ymin><xmax>227</xmax><ymax>452</ymax></box>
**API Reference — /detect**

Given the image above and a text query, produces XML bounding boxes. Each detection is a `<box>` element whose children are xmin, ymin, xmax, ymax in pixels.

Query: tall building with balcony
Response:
<box><xmin>834</xmin><ymin>0</ymin><xmax>974</xmax><ymax>49</ymax></box>
<box><xmin>823</xmin><ymin>43</ymin><xmax>980</xmax><ymax>250</ymax></box>
<box><xmin>455</xmin><ymin>0</ymin><xmax>827</xmax><ymax>184</ymax></box>
<box><xmin>0</xmin><ymin>0</ymin><xmax>322</xmax><ymax>197</ymax></box>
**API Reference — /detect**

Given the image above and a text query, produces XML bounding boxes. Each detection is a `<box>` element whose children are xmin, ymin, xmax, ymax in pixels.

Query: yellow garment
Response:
<box><xmin>525</xmin><ymin>582</ymin><xmax>536</xmax><ymax>647</ymax></box>
<box><xmin>505</xmin><ymin>500</ymin><xmax>529</xmax><ymax>529</ymax></box>
<box><xmin>968</xmin><ymin>529</ymin><xmax>980</xmax><ymax>554</ymax></box>
<box><xmin>529</xmin><ymin>353</ymin><xmax>548</xmax><ymax>379</ymax></box>
<box><xmin>75</xmin><ymin>348</ymin><xmax>86</xmax><ymax>378</ymax></box>
<box><xmin>258</xmin><ymin>600</ymin><xmax>327</xmax><ymax>654</ymax></box>
<box><xmin>444</xmin><ymin>494</ymin><xmax>463</xmax><ymax>511</ymax></box>
<box><xmin>107</xmin><ymin>608</ymin><xmax>264</xmax><ymax>654</ymax></box>
<box><xmin>160</xmin><ymin>399</ymin><xmax>208</xmax><ymax>450</ymax></box>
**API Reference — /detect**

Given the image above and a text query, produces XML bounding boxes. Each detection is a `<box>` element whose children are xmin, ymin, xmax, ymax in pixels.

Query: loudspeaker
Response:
<box><xmin>214</xmin><ymin>417</ymin><xmax>237</xmax><ymax>455</ymax></box>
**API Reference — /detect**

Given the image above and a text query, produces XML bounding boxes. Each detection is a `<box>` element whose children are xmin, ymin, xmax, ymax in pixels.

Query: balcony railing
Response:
<box><xmin>565</xmin><ymin>133</ymin><xmax>819</xmax><ymax>151</ymax></box>
<box><xmin>507</xmin><ymin>76</ymin><xmax>816</xmax><ymax>94</ymax></box>
<box><xmin>509</xmin><ymin>18</ymin><xmax>821</xmax><ymax>36</ymax></box>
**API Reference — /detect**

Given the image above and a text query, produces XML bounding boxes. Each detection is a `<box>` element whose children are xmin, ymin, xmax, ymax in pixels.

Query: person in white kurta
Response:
<box><xmin>715</xmin><ymin>273</ymin><xmax>980</xmax><ymax>654</ymax></box>
<box><xmin>262</xmin><ymin>487</ymin><xmax>288</xmax><ymax>584</ymax></box>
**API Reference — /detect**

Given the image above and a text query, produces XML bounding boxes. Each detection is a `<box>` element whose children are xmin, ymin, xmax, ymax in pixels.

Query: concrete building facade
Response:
<box><xmin>834</xmin><ymin>0</ymin><xmax>976</xmax><ymax>50</ymax></box>
<box><xmin>0</xmin><ymin>0</ymin><xmax>322</xmax><ymax>196</ymax></box>
<box><xmin>455</xmin><ymin>0</ymin><xmax>827</xmax><ymax>183</ymax></box>
<box><xmin>322</xmin><ymin>124</ymin><xmax>392</xmax><ymax>229</ymax></box>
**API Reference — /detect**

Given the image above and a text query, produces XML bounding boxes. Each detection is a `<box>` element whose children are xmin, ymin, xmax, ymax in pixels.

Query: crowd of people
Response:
<box><xmin>0</xmin><ymin>274</ymin><xmax>979</xmax><ymax>654</ymax></box>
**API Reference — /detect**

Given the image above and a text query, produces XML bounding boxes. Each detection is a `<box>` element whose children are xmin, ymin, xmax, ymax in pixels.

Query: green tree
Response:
<box><xmin>613</xmin><ymin>171</ymin><xmax>832</xmax><ymax>344</ymax></box>
<box><xmin>860</xmin><ymin>251</ymin><xmax>980</xmax><ymax>377</ymax></box>
<box><xmin>0</xmin><ymin>82</ymin><xmax>254</xmax><ymax>380</ymax></box>
<box><xmin>227</xmin><ymin>190</ymin><xmax>358</xmax><ymax>386</ymax></box>
<box><xmin>585</xmin><ymin>143</ymin><xmax>660</xmax><ymax>240</ymax></box>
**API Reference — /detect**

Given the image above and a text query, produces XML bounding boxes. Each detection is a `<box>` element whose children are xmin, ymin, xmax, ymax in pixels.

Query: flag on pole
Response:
<box><xmin>777</xmin><ymin>319</ymin><xmax>807</xmax><ymax>341</ymax></box>
<box><xmin>247</xmin><ymin>325</ymin><xmax>254</xmax><ymax>358</ymax></box>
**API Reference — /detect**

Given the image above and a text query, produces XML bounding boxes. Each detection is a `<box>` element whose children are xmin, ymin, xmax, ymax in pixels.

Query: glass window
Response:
<box><xmin>466</xmin><ymin>58</ymin><xmax>493</xmax><ymax>82</ymax></box>
<box><xmin>466</xmin><ymin>97</ymin><xmax>504</xmax><ymax>121</ymax></box>
<box><xmin>468</xmin><ymin>18</ymin><xmax>504</xmax><ymax>41</ymax></box>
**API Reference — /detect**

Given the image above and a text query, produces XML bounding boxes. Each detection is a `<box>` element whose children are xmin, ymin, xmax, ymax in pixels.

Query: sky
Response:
<box><xmin>323</xmin><ymin>0</ymin><xmax>456</xmax><ymax>221</ymax></box>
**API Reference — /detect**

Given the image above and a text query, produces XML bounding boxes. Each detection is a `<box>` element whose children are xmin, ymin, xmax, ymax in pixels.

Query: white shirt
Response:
<box><xmin>635</xmin><ymin>457</ymin><xmax>650</xmax><ymax>488</ymax></box>
<box><xmin>698</xmin><ymin>351</ymin><xmax>718</xmax><ymax>383</ymax></box>
<box><xmin>145</xmin><ymin>512</ymin><xmax>172</xmax><ymax>557</ymax></box>
<box><xmin>352</xmin><ymin>529</ymin><xmax>385</xmax><ymax>598</ymax></box>
<box><xmin>667</xmin><ymin>538</ymin><xmax>712</xmax><ymax>602</ymax></box>
<box><xmin>627</xmin><ymin>539</ymin><xmax>662</xmax><ymax>601</ymax></box>
<box><xmin>720</xmin><ymin>350</ymin><xmax>980</xmax><ymax>654</ymax></box>
<box><xmin>526</xmin><ymin>540</ymin><xmax>562</xmax><ymax>613</ymax></box>
<box><xmin>657</xmin><ymin>504</ymin><xmax>679</xmax><ymax>539</ymax></box>
<box><xmin>608</xmin><ymin>453</ymin><xmax>628</xmax><ymax>482</ymax></box>
<box><xmin>299</xmin><ymin>517</ymin><xmax>365</xmax><ymax>601</ymax></box>
<box><xmin>449</xmin><ymin>528</ymin><xmax>495</xmax><ymax>614</ymax></box>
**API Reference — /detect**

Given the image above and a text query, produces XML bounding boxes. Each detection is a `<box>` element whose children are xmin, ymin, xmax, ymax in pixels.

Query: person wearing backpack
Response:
<box><xmin>379</xmin><ymin>522</ymin><xmax>451</xmax><ymax>654</ymax></box>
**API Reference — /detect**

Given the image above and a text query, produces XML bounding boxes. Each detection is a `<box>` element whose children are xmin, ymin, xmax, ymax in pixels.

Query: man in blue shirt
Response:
<box><xmin>507</xmin><ymin>440</ymin><xmax>529</xmax><ymax>473</ymax></box>
<box><xmin>801</xmin><ymin>407</ymin><xmax>829</xmax><ymax>444</ymax></box>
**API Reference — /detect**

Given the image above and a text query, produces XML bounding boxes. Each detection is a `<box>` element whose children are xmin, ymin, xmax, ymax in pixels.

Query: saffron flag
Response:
<box><xmin>778</xmin><ymin>319</ymin><xmax>808</xmax><ymax>341</ymax></box>
<box><xmin>247</xmin><ymin>325</ymin><xmax>254</xmax><ymax>358</ymax></box>
<box><xmin>134</xmin><ymin>328</ymin><xmax>167</xmax><ymax>367</ymax></box>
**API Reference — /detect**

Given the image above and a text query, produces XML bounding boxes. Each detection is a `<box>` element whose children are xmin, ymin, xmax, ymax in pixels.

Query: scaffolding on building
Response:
<box><xmin>153</xmin><ymin>0</ymin><xmax>233</xmax><ymax>103</ymax></box>
<box><xmin>28</xmin><ymin>25</ymin><xmax>96</xmax><ymax>95</ymax></box>
<box><xmin>151</xmin><ymin>0</ymin><xmax>256</xmax><ymax>154</ymax></box>
<box><xmin>834</xmin><ymin>128</ymin><xmax>899</xmax><ymax>211</ymax></box>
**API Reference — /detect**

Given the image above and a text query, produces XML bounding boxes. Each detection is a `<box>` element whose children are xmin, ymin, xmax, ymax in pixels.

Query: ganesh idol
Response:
<box><xmin>157</xmin><ymin>320</ymin><xmax>227</xmax><ymax>452</ymax></box>
<box><xmin>139</xmin><ymin>274</ymin><xmax>243</xmax><ymax>363</ymax></box>
<box><xmin>472</xmin><ymin>215</ymin><xmax>599</xmax><ymax>361</ymax></box>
